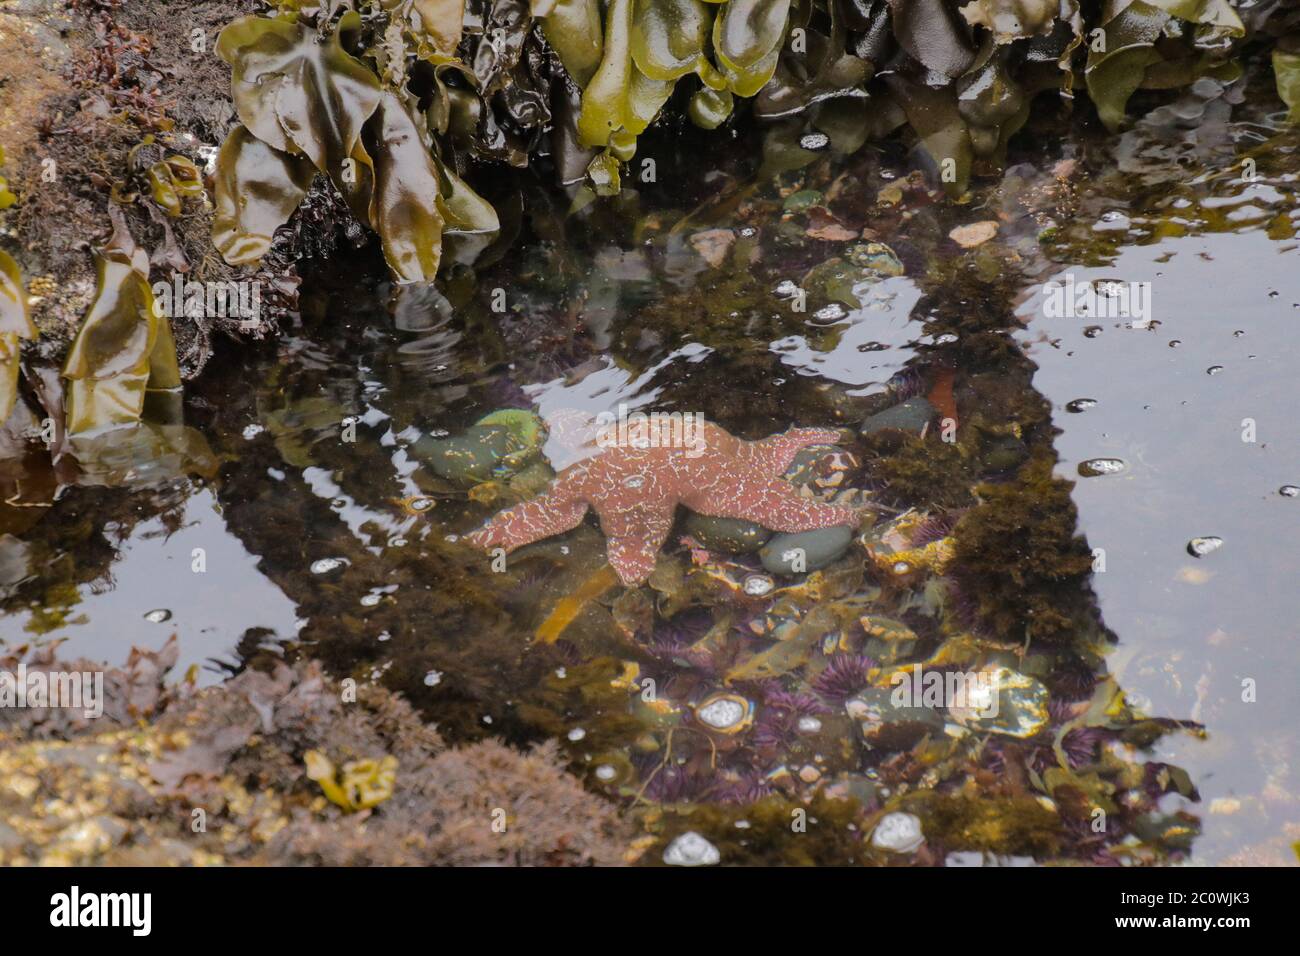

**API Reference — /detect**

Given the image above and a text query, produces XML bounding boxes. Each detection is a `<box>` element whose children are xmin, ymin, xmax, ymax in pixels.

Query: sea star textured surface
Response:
<box><xmin>467</xmin><ymin>421</ymin><xmax>860</xmax><ymax>585</ymax></box>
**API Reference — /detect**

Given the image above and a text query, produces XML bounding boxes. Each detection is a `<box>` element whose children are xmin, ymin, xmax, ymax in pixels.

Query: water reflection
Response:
<box><xmin>1019</xmin><ymin>202</ymin><xmax>1300</xmax><ymax>867</ymax></box>
<box><xmin>0</xmin><ymin>488</ymin><xmax>299</xmax><ymax>683</ymax></box>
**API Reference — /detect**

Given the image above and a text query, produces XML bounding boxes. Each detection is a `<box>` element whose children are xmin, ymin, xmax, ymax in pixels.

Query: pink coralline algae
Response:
<box><xmin>468</xmin><ymin>421</ymin><xmax>860</xmax><ymax>585</ymax></box>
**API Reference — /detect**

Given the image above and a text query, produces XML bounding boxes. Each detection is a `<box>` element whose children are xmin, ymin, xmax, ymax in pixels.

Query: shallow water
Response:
<box><xmin>3</xmin><ymin>74</ymin><xmax>1297</xmax><ymax>864</ymax></box>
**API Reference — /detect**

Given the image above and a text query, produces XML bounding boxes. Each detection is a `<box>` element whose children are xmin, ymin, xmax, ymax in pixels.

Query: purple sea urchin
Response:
<box><xmin>811</xmin><ymin>654</ymin><xmax>876</xmax><ymax>702</ymax></box>
<box><xmin>713</xmin><ymin>771</ymin><xmax>776</xmax><ymax>805</ymax></box>
<box><xmin>885</xmin><ymin>366</ymin><xmax>929</xmax><ymax>403</ymax></box>
<box><xmin>910</xmin><ymin>510</ymin><xmax>961</xmax><ymax>546</ymax></box>
<box><xmin>752</xmin><ymin>690</ymin><xmax>826</xmax><ymax>756</ymax></box>
<box><xmin>1046</xmin><ymin>660</ymin><xmax>1100</xmax><ymax>702</ymax></box>
<box><xmin>1061</xmin><ymin>726</ymin><xmax>1109</xmax><ymax>769</ymax></box>
<box><xmin>634</xmin><ymin>756</ymin><xmax>716</xmax><ymax>805</ymax></box>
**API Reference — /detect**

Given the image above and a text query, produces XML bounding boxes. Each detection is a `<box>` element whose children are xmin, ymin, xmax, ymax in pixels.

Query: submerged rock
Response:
<box><xmin>847</xmin><ymin>687</ymin><xmax>945</xmax><ymax>749</ymax></box>
<box><xmin>801</xmin><ymin>243</ymin><xmax>905</xmax><ymax>310</ymax></box>
<box><xmin>413</xmin><ymin>409</ymin><xmax>547</xmax><ymax>484</ymax></box>
<box><xmin>860</xmin><ymin>616</ymin><xmax>920</xmax><ymax>665</ymax></box>
<box><xmin>783</xmin><ymin>189</ymin><xmax>824</xmax><ymax>212</ymax></box>
<box><xmin>684</xmin><ymin>513</ymin><xmax>771</xmax><ymax>553</ymax></box>
<box><xmin>759</xmin><ymin>525</ymin><xmax>854</xmax><ymax>574</ymax></box>
<box><xmin>860</xmin><ymin>397</ymin><xmax>936</xmax><ymax>438</ymax></box>
<box><xmin>947</xmin><ymin>667</ymin><xmax>1050</xmax><ymax>738</ymax></box>
<box><xmin>0</xmin><ymin>642</ymin><xmax>632</xmax><ymax>867</ymax></box>
<box><xmin>413</xmin><ymin>425</ymin><xmax>517</xmax><ymax>484</ymax></box>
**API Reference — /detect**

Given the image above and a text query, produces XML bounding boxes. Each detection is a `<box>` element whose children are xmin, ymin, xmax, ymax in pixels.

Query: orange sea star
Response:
<box><xmin>467</xmin><ymin>421</ymin><xmax>860</xmax><ymax>585</ymax></box>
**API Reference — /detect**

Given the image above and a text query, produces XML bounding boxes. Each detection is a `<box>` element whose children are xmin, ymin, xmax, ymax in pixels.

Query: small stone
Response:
<box><xmin>860</xmin><ymin>616</ymin><xmax>920</xmax><ymax>665</ymax></box>
<box><xmin>783</xmin><ymin>189</ymin><xmax>824</xmax><ymax>212</ymax></box>
<box><xmin>689</xmin><ymin>228</ymin><xmax>736</xmax><ymax>268</ymax></box>
<box><xmin>797</xmin><ymin>716</ymin><xmax>823</xmax><ymax>734</ymax></box>
<box><xmin>860</xmin><ymin>398</ymin><xmax>936</xmax><ymax>438</ymax></box>
<box><xmin>847</xmin><ymin>687</ymin><xmax>945</xmax><ymax>749</ymax></box>
<box><xmin>948</xmin><ymin>220</ymin><xmax>999</xmax><ymax>248</ymax></box>
<box><xmin>683</xmin><ymin>514</ymin><xmax>771</xmax><ymax>553</ymax></box>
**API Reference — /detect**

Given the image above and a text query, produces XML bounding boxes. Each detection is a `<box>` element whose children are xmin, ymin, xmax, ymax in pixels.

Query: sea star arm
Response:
<box><xmin>466</xmin><ymin>493</ymin><xmax>589</xmax><ymax>553</ymax></box>
<box><xmin>746</xmin><ymin>428</ymin><xmax>846</xmax><ymax>475</ymax></box>
<box><xmin>688</xmin><ymin>477</ymin><xmax>858</xmax><ymax>533</ymax></box>
<box><xmin>598</xmin><ymin>504</ymin><xmax>676</xmax><ymax>586</ymax></box>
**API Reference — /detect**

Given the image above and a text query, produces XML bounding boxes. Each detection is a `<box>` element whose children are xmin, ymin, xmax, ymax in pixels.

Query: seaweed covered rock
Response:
<box><xmin>1</xmin><ymin>0</ymin><xmax>301</xmax><ymax>370</ymax></box>
<box><xmin>0</xmin><ymin>640</ymin><xmax>632</xmax><ymax>866</ymax></box>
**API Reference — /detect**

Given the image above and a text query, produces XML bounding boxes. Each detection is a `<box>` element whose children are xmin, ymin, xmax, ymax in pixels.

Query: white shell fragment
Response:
<box><xmin>663</xmin><ymin>831</ymin><xmax>720</xmax><ymax>867</ymax></box>
<box><xmin>871</xmin><ymin>812</ymin><xmax>924</xmax><ymax>853</ymax></box>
